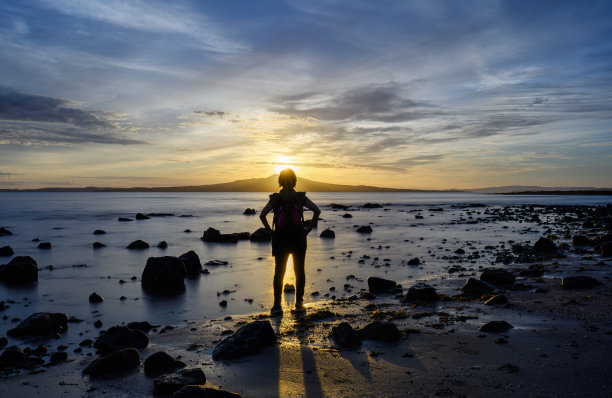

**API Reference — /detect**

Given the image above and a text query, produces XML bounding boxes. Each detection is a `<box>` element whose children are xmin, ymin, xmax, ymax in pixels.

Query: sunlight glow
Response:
<box><xmin>273</xmin><ymin>156</ymin><xmax>297</xmax><ymax>175</ymax></box>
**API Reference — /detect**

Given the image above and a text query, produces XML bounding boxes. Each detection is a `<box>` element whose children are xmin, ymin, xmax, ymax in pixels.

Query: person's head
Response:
<box><xmin>278</xmin><ymin>168</ymin><xmax>297</xmax><ymax>189</ymax></box>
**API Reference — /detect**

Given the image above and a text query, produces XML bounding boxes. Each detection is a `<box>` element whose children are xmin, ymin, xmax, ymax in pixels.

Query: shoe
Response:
<box><xmin>292</xmin><ymin>302</ymin><xmax>306</xmax><ymax>314</ymax></box>
<box><xmin>270</xmin><ymin>304</ymin><xmax>283</xmax><ymax>316</ymax></box>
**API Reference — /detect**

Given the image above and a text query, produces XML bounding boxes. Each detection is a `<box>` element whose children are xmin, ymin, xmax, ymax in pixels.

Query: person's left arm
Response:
<box><xmin>260</xmin><ymin>200</ymin><xmax>273</xmax><ymax>232</ymax></box>
<box><xmin>303</xmin><ymin>197</ymin><xmax>320</xmax><ymax>235</ymax></box>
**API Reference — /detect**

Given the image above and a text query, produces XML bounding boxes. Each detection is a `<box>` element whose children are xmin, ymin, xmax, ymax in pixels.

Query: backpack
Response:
<box><xmin>272</xmin><ymin>193</ymin><xmax>305</xmax><ymax>234</ymax></box>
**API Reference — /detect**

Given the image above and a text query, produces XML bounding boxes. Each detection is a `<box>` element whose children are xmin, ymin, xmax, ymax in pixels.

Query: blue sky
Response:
<box><xmin>1</xmin><ymin>0</ymin><xmax>611</xmax><ymax>189</ymax></box>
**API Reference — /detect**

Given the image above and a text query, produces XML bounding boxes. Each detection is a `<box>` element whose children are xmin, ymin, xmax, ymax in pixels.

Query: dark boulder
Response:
<box><xmin>142</xmin><ymin>256</ymin><xmax>186</xmax><ymax>295</ymax></box>
<box><xmin>484</xmin><ymin>294</ymin><xmax>509</xmax><ymax>305</ymax></box>
<box><xmin>243</xmin><ymin>208</ymin><xmax>256</xmax><ymax>215</ymax></box>
<box><xmin>356</xmin><ymin>226</ymin><xmax>373</xmax><ymax>233</ymax></box>
<box><xmin>404</xmin><ymin>282</ymin><xmax>438</xmax><ymax>302</ymax></box>
<box><xmin>127</xmin><ymin>240</ymin><xmax>149</xmax><ymax>249</ymax></box>
<box><xmin>94</xmin><ymin>326</ymin><xmax>149</xmax><ymax>354</ymax></box>
<box><xmin>82</xmin><ymin>348</ymin><xmax>141</xmax><ymax>379</ymax></box>
<box><xmin>0</xmin><ymin>227</ymin><xmax>13</xmax><ymax>236</ymax></box>
<box><xmin>50</xmin><ymin>351</ymin><xmax>68</xmax><ymax>363</ymax></box>
<box><xmin>319</xmin><ymin>228</ymin><xmax>335</xmax><ymax>238</ymax></box>
<box><xmin>127</xmin><ymin>321</ymin><xmax>158</xmax><ymax>332</ymax></box>
<box><xmin>0</xmin><ymin>256</ymin><xmax>38</xmax><ymax>283</ymax></box>
<box><xmin>572</xmin><ymin>235</ymin><xmax>593</xmax><ymax>246</ymax></box>
<box><xmin>37</xmin><ymin>242</ymin><xmax>52</xmax><ymax>249</ymax></box>
<box><xmin>179</xmin><ymin>250</ymin><xmax>202</xmax><ymax>277</ymax></box>
<box><xmin>249</xmin><ymin>228</ymin><xmax>272</xmax><ymax>242</ymax></box>
<box><xmin>233</xmin><ymin>232</ymin><xmax>250</xmax><ymax>240</ymax></box>
<box><xmin>93</xmin><ymin>242</ymin><xmax>106</xmax><ymax>249</ymax></box>
<box><xmin>407</xmin><ymin>257</ymin><xmax>420</xmax><ymax>266</ymax></box>
<box><xmin>478</xmin><ymin>320</ymin><xmax>513</xmax><ymax>333</ymax></box>
<box><xmin>136</xmin><ymin>213</ymin><xmax>150</xmax><ymax>220</ymax></box>
<box><xmin>0</xmin><ymin>347</ymin><xmax>44</xmax><ymax>370</ymax></box>
<box><xmin>0</xmin><ymin>246</ymin><xmax>14</xmax><ymax>256</ymax></box>
<box><xmin>201</xmin><ymin>227</ymin><xmax>238</xmax><ymax>243</ymax></box>
<box><xmin>171</xmin><ymin>385</ymin><xmax>242</xmax><ymax>398</ymax></box>
<box><xmin>358</xmin><ymin>320</ymin><xmax>401</xmax><ymax>341</ymax></box>
<box><xmin>212</xmin><ymin>321</ymin><xmax>276</xmax><ymax>360</ymax></box>
<box><xmin>367</xmin><ymin>276</ymin><xmax>398</xmax><ymax>293</ymax></box>
<box><xmin>332</xmin><ymin>322</ymin><xmax>361</xmax><ymax>348</ymax></box>
<box><xmin>89</xmin><ymin>292</ymin><xmax>104</xmax><ymax>303</ymax></box>
<box><xmin>93</xmin><ymin>230</ymin><xmax>106</xmax><ymax>235</ymax></box>
<box><xmin>342</xmin><ymin>213</ymin><xmax>352</xmax><ymax>218</ymax></box>
<box><xmin>600</xmin><ymin>241</ymin><xmax>612</xmax><ymax>257</ymax></box>
<box><xmin>7</xmin><ymin>312</ymin><xmax>68</xmax><ymax>338</ymax></box>
<box><xmin>144</xmin><ymin>351</ymin><xmax>186</xmax><ymax>376</ymax></box>
<box><xmin>363</xmin><ymin>203</ymin><xmax>383</xmax><ymax>208</ymax></box>
<box><xmin>532</xmin><ymin>237</ymin><xmax>556</xmax><ymax>253</ymax></box>
<box><xmin>118</xmin><ymin>217</ymin><xmax>133</xmax><ymax>222</ymax></box>
<box><xmin>153</xmin><ymin>368</ymin><xmax>207</xmax><ymax>396</ymax></box>
<box><xmin>157</xmin><ymin>241</ymin><xmax>168</xmax><ymax>249</ymax></box>
<box><xmin>460</xmin><ymin>278</ymin><xmax>495</xmax><ymax>298</ymax></box>
<box><xmin>562</xmin><ymin>276</ymin><xmax>603</xmax><ymax>289</ymax></box>
<box><xmin>480</xmin><ymin>268</ymin><xmax>515</xmax><ymax>288</ymax></box>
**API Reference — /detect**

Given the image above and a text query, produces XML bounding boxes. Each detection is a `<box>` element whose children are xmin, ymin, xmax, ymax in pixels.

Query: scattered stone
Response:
<box><xmin>358</xmin><ymin>320</ymin><xmax>401</xmax><ymax>341</ymax></box>
<box><xmin>127</xmin><ymin>321</ymin><xmax>158</xmax><ymax>332</ymax></box>
<box><xmin>367</xmin><ymin>276</ymin><xmax>398</xmax><ymax>293</ymax></box>
<box><xmin>499</xmin><ymin>363</ymin><xmax>519</xmax><ymax>373</ymax></box>
<box><xmin>93</xmin><ymin>230</ymin><xmax>106</xmax><ymax>235</ymax></box>
<box><xmin>89</xmin><ymin>292</ymin><xmax>104</xmax><ymax>303</ymax></box>
<box><xmin>243</xmin><ymin>208</ymin><xmax>256</xmax><ymax>215</ymax></box>
<box><xmin>600</xmin><ymin>241</ymin><xmax>612</xmax><ymax>257</ymax></box>
<box><xmin>363</xmin><ymin>203</ymin><xmax>383</xmax><ymax>208</ymax></box>
<box><xmin>170</xmin><ymin>385</ymin><xmax>241</xmax><ymax>398</ymax></box>
<box><xmin>249</xmin><ymin>228</ymin><xmax>272</xmax><ymax>242</ymax></box>
<box><xmin>219</xmin><ymin>300</ymin><xmax>227</xmax><ymax>307</ymax></box>
<box><xmin>142</xmin><ymin>256</ymin><xmax>186</xmax><ymax>295</ymax></box>
<box><xmin>0</xmin><ymin>246</ymin><xmax>14</xmax><ymax>256</ymax></box>
<box><xmin>82</xmin><ymin>348</ymin><xmax>141</xmax><ymax>379</ymax></box>
<box><xmin>179</xmin><ymin>250</ymin><xmax>202</xmax><ymax>277</ymax></box>
<box><xmin>0</xmin><ymin>337</ymin><xmax>7</xmax><ymax>347</ymax></box>
<box><xmin>478</xmin><ymin>320</ymin><xmax>513</xmax><ymax>333</ymax></box>
<box><xmin>407</xmin><ymin>257</ymin><xmax>420</xmax><ymax>266</ymax></box>
<box><xmin>127</xmin><ymin>240</ymin><xmax>149</xmax><ymax>249</ymax></box>
<box><xmin>144</xmin><ymin>351</ymin><xmax>186</xmax><ymax>376</ymax></box>
<box><xmin>404</xmin><ymin>283</ymin><xmax>439</xmax><ymax>302</ymax></box>
<box><xmin>460</xmin><ymin>278</ymin><xmax>495</xmax><ymax>298</ymax></box>
<box><xmin>38</xmin><ymin>242</ymin><xmax>52</xmax><ymax>249</ymax></box>
<box><xmin>80</xmin><ymin>339</ymin><xmax>93</xmax><ymax>347</ymax></box>
<box><xmin>212</xmin><ymin>321</ymin><xmax>276</xmax><ymax>360</ymax></box>
<box><xmin>94</xmin><ymin>326</ymin><xmax>149</xmax><ymax>354</ymax></box>
<box><xmin>332</xmin><ymin>322</ymin><xmax>361</xmax><ymax>348</ymax></box>
<box><xmin>93</xmin><ymin>320</ymin><xmax>103</xmax><ymax>328</ymax></box>
<box><xmin>319</xmin><ymin>228</ymin><xmax>335</xmax><ymax>238</ymax></box>
<box><xmin>484</xmin><ymin>294</ymin><xmax>509</xmax><ymax>305</ymax></box>
<box><xmin>283</xmin><ymin>284</ymin><xmax>295</xmax><ymax>293</ymax></box>
<box><xmin>572</xmin><ymin>235</ymin><xmax>592</xmax><ymax>246</ymax></box>
<box><xmin>118</xmin><ymin>217</ymin><xmax>133</xmax><ymax>222</ymax></box>
<box><xmin>480</xmin><ymin>268</ymin><xmax>515</xmax><ymax>288</ymax></box>
<box><xmin>205</xmin><ymin>260</ymin><xmax>229</xmax><ymax>266</ymax></box>
<box><xmin>454</xmin><ymin>248</ymin><xmax>466</xmax><ymax>255</ymax></box>
<box><xmin>533</xmin><ymin>237</ymin><xmax>556</xmax><ymax>253</ymax></box>
<box><xmin>342</xmin><ymin>213</ymin><xmax>352</xmax><ymax>218</ymax></box>
<box><xmin>0</xmin><ymin>346</ymin><xmax>44</xmax><ymax>369</ymax></box>
<box><xmin>356</xmin><ymin>226</ymin><xmax>373</xmax><ymax>233</ymax></box>
<box><xmin>153</xmin><ymin>368</ymin><xmax>207</xmax><ymax>396</ymax></box>
<box><xmin>201</xmin><ymin>227</ymin><xmax>238</xmax><ymax>243</ymax></box>
<box><xmin>50</xmin><ymin>351</ymin><xmax>68</xmax><ymax>362</ymax></box>
<box><xmin>562</xmin><ymin>276</ymin><xmax>603</xmax><ymax>289</ymax></box>
<box><xmin>135</xmin><ymin>213</ymin><xmax>150</xmax><ymax>220</ymax></box>
<box><xmin>7</xmin><ymin>312</ymin><xmax>68</xmax><ymax>338</ymax></box>
<box><xmin>157</xmin><ymin>241</ymin><xmax>168</xmax><ymax>249</ymax></box>
<box><xmin>93</xmin><ymin>242</ymin><xmax>106</xmax><ymax>249</ymax></box>
<box><xmin>0</xmin><ymin>227</ymin><xmax>13</xmax><ymax>236</ymax></box>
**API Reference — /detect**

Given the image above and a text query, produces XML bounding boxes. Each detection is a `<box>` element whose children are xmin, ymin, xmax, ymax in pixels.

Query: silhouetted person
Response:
<box><xmin>260</xmin><ymin>168</ymin><xmax>320</xmax><ymax>315</ymax></box>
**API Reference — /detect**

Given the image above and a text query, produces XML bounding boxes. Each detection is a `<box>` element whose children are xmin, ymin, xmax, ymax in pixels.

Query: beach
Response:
<box><xmin>1</xmin><ymin>192</ymin><xmax>611</xmax><ymax>397</ymax></box>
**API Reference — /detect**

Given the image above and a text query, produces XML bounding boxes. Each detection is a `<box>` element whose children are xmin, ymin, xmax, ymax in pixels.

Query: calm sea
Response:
<box><xmin>1</xmin><ymin>192</ymin><xmax>610</xmax><ymax>342</ymax></box>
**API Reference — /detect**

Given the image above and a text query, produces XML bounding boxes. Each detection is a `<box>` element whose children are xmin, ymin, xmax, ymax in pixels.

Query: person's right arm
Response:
<box><xmin>260</xmin><ymin>200</ymin><xmax>273</xmax><ymax>232</ymax></box>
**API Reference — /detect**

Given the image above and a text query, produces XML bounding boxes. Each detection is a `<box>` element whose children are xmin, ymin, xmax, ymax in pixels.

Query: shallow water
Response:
<box><xmin>0</xmin><ymin>192</ymin><xmax>610</xmax><ymax>344</ymax></box>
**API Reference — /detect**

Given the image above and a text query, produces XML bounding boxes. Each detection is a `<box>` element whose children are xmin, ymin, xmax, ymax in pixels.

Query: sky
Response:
<box><xmin>1</xmin><ymin>0</ymin><xmax>611</xmax><ymax>189</ymax></box>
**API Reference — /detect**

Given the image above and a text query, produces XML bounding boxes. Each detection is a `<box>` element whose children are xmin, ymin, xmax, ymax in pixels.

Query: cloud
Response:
<box><xmin>193</xmin><ymin>111</ymin><xmax>226</xmax><ymax>117</ymax></box>
<box><xmin>0</xmin><ymin>89</ymin><xmax>144</xmax><ymax>145</ymax></box>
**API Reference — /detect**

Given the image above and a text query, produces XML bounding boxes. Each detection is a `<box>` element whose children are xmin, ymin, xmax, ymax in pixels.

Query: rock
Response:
<box><xmin>562</xmin><ymin>276</ymin><xmax>603</xmax><ymax>289</ymax></box>
<box><xmin>127</xmin><ymin>240</ymin><xmax>149</xmax><ymax>249</ymax></box>
<box><xmin>480</xmin><ymin>268</ymin><xmax>515</xmax><ymax>288</ymax></box>
<box><xmin>249</xmin><ymin>227</ymin><xmax>272</xmax><ymax>242</ymax></box>
<box><xmin>358</xmin><ymin>320</ymin><xmax>401</xmax><ymax>341</ymax></box>
<box><xmin>0</xmin><ymin>347</ymin><xmax>44</xmax><ymax>369</ymax></box>
<box><xmin>153</xmin><ymin>368</ymin><xmax>207</xmax><ymax>396</ymax></box>
<box><xmin>0</xmin><ymin>246</ymin><xmax>14</xmax><ymax>256</ymax></box>
<box><xmin>178</xmin><ymin>250</ymin><xmax>202</xmax><ymax>277</ymax></box>
<box><xmin>94</xmin><ymin>326</ymin><xmax>149</xmax><ymax>354</ymax></box>
<box><xmin>330</xmin><ymin>203</ymin><xmax>350</xmax><ymax>210</ymax></box>
<box><xmin>7</xmin><ymin>312</ymin><xmax>68</xmax><ymax>338</ymax></box>
<box><xmin>582</xmin><ymin>220</ymin><xmax>595</xmax><ymax>228</ymax></box>
<box><xmin>93</xmin><ymin>242</ymin><xmax>106</xmax><ymax>249</ymax></box>
<box><xmin>136</xmin><ymin>213</ymin><xmax>150</xmax><ymax>220</ymax></box>
<box><xmin>38</xmin><ymin>242</ymin><xmax>52</xmax><ymax>249</ymax></box>
<box><xmin>118</xmin><ymin>217</ymin><xmax>133</xmax><ymax>222</ymax></box>
<box><xmin>533</xmin><ymin>237</ymin><xmax>556</xmax><ymax>253</ymax></box>
<box><xmin>127</xmin><ymin>321</ymin><xmax>157</xmax><ymax>332</ymax></box>
<box><xmin>342</xmin><ymin>213</ymin><xmax>353</xmax><ymax>218</ymax></box>
<box><xmin>157</xmin><ymin>241</ymin><xmax>168</xmax><ymax>249</ymax></box>
<box><xmin>94</xmin><ymin>320</ymin><xmax>103</xmax><ymax>328</ymax></box>
<box><xmin>93</xmin><ymin>230</ymin><xmax>106</xmax><ymax>235</ymax></box>
<box><xmin>171</xmin><ymin>385</ymin><xmax>241</xmax><ymax>398</ymax></box>
<box><xmin>0</xmin><ymin>227</ymin><xmax>13</xmax><ymax>236</ymax></box>
<box><xmin>82</xmin><ymin>348</ymin><xmax>141</xmax><ymax>379</ymax></box>
<box><xmin>600</xmin><ymin>241</ymin><xmax>612</xmax><ymax>257</ymax></box>
<box><xmin>50</xmin><ymin>351</ymin><xmax>68</xmax><ymax>362</ymax></box>
<box><xmin>367</xmin><ymin>276</ymin><xmax>398</xmax><ymax>293</ymax></box>
<box><xmin>319</xmin><ymin>228</ymin><xmax>335</xmax><ymax>238</ymax></box>
<box><xmin>407</xmin><ymin>257</ymin><xmax>420</xmax><ymax>266</ymax></box>
<box><xmin>142</xmin><ymin>256</ymin><xmax>186</xmax><ymax>295</ymax></box>
<box><xmin>212</xmin><ymin>321</ymin><xmax>276</xmax><ymax>360</ymax></box>
<box><xmin>363</xmin><ymin>203</ymin><xmax>383</xmax><ymax>208</ymax></box>
<box><xmin>454</xmin><ymin>248</ymin><xmax>466</xmax><ymax>254</ymax></box>
<box><xmin>234</xmin><ymin>232</ymin><xmax>251</xmax><ymax>240</ymax></box>
<box><xmin>478</xmin><ymin>320</ymin><xmax>513</xmax><ymax>333</ymax></box>
<box><xmin>201</xmin><ymin>227</ymin><xmax>238</xmax><ymax>243</ymax></box>
<box><xmin>0</xmin><ymin>337</ymin><xmax>7</xmax><ymax>347</ymax></box>
<box><xmin>356</xmin><ymin>226</ymin><xmax>373</xmax><ymax>233</ymax></box>
<box><xmin>219</xmin><ymin>300</ymin><xmax>227</xmax><ymax>307</ymax></box>
<box><xmin>332</xmin><ymin>322</ymin><xmax>361</xmax><ymax>348</ymax></box>
<box><xmin>460</xmin><ymin>278</ymin><xmax>495</xmax><ymax>298</ymax></box>
<box><xmin>0</xmin><ymin>256</ymin><xmax>38</xmax><ymax>283</ymax></box>
<box><xmin>404</xmin><ymin>283</ymin><xmax>438</xmax><ymax>302</ymax></box>
<box><xmin>572</xmin><ymin>235</ymin><xmax>592</xmax><ymax>246</ymax></box>
<box><xmin>484</xmin><ymin>294</ymin><xmax>509</xmax><ymax>305</ymax></box>
<box><xmin>144</xmin><ymin>351</ymin><xmax>186</xmax><ymax>376</ymax></box>
<box><xmin>243</xmin><ymin>208</ymin><xmax>256</xmax><ymax>215</ymax></box>
<box><xmin>89</xmin><ymin>292</ymin><xmax>104</xmax><ymax>303</ymax></box>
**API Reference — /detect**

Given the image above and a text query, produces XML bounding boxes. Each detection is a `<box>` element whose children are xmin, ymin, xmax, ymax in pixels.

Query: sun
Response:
<box><xmin>273</xmin><ymin>156</ymin><xmax>297</xmax><ymax>174</ymax></box>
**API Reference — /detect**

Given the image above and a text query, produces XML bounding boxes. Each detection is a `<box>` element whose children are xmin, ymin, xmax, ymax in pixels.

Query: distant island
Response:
<box><xmin>1</xmin><ymin>176</ymin><xmax>610</xmax><ymax>194</ymax></box>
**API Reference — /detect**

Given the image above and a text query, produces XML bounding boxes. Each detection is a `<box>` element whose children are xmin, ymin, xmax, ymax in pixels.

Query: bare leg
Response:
<box><xmin>273</xmin><ymin>251</ymin><xmax>289</xmax><ymax>305</ymax></box>
<box><xmin>293</xmin><ymin>249</ymin><xmax>306</xmax><ymax>304</ymax></box>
